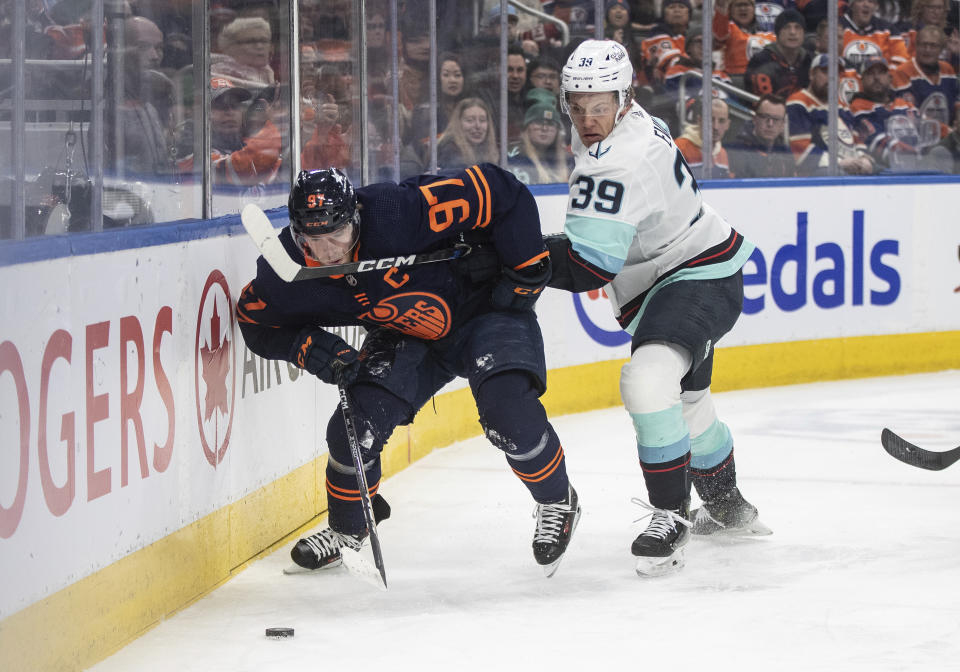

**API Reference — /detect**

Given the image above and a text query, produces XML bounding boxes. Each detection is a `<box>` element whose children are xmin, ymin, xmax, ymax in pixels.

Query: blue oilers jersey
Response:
<box><xmin>237</xmin><ymin>163</ymin><xmax>548</xmax><ymax>362</ymax></box>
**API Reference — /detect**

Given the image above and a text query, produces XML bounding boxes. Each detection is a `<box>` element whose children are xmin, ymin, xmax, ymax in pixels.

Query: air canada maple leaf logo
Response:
<box><xmin>195</xmin><ymin>270</ymin><xmax>236</xmax><ymax>467</ymax></box>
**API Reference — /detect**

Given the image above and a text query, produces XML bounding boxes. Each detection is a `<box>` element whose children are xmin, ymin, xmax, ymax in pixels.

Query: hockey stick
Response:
<box><xmin>335</xmin><ymin>366</ymin><xmax>387</xmax><ymax>589</ymax></box>
<box><xmin>880</xmin><ymin>428</ymin><xmax>960</xmax><ymax>471</ymax></box>
<box><xmin>240</xmin><ymin>204</ymin><xmax>471</xmax><ymax>282</ymax></box>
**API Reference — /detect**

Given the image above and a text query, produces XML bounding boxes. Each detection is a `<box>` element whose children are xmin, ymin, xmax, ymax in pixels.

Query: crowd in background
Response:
<box><xmin>1</xmin><ymin>0</ymin><xmax>959</xmax><ymax>237</ymax></box>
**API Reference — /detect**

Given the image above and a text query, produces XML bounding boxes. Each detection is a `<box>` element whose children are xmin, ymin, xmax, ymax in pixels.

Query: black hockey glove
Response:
<box><xmin>491</xmin><ymin>259</ymin><xmax>551</xmax><ymax>311</ymax></box>
<box><xmin>291</xmin><ymin>328</ymin><xmax>359</xmax><ymax>386</ymax></box>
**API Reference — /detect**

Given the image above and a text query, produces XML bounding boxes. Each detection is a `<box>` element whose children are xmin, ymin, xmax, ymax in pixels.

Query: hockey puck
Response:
<box><xmin>265</xmin><ymin>627</ymin><xmax>294</xmax><ymax>638</ymax></box>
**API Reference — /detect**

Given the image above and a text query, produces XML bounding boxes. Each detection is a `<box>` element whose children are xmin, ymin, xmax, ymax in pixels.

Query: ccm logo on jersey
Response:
<box><xmin>355</xmin><ymin>256</ymin><xmax>418</xmax><ymax>272</ymax></box>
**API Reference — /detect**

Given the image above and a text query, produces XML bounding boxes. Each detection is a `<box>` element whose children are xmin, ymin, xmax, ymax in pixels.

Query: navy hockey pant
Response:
<box><xmin>325</xmin><ymin>371</ymin><xmax>569</xmax><ymax>535</ymax></box>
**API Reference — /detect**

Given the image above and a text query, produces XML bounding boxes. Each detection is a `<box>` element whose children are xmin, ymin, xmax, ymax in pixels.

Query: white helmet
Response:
<box><xmin>560</xmin><ymin>39</ymin><xmax>634</xmax><ymax>116</ymax></box>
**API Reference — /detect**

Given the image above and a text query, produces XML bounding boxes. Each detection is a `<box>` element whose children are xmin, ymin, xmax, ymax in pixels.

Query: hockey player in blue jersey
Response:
<box><xmin>546</xmin><ymin>39</ymin><xmax>770</xmax><ymax>577</ymax></box>
<box><xmin>237</xmin><ymin>165</ymin><xmax>580</xmax><ymax>577</ymax></box>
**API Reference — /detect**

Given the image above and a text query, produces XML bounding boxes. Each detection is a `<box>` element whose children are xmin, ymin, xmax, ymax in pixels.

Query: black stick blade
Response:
<box><xmin>881</xmin><ymin>428</ymin><xmax>960</xmax><ymax>471</ymax></box>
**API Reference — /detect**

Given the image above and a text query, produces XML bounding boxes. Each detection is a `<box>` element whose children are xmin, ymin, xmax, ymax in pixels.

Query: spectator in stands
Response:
<box><xmin>901</xmin><ymin>0</ymin><xmax>950</xmax><ymax>58</ymax></box>
<box><xmin>726</xmin><ymin>94</ymin><xmax>797</xmax><ymax>177</ymax></box>
<box><xmin>398</xmin><ymin>18</ymin><xmax>431</xmax><ymax>141</ymax></box>
<box><xmin>713</xmin><ymin>0</ymin><xmax>776</xmax><ymax>83</ymax></box>
<box><xmin>948</xmin><ymin>26</ymin><xmax>960</xmax><ymax>74</ymax></box>
<box><xmin>605</xmin><ymin>0</ymin><xmax>632</xmax><ymax>34</ymax></box>
<box><xmin>475</xmin><ymin>44</ymin><xmax>529</xmax><ymax>144</ymax></box>
<box><xmin>892</xmin><ymin>26</ymin><xmax>959</xmax><ymax>127</ymax></box>
<box><xmin>301</xmin><ymin>90</ymin><xmax>349</xmax><ymax>171</ymax></box>
<box><xmin>0</xmin><ymin>0</ymin><xmax>53</xmax><ymax>59</ymax></box>
<box><xmin>437</xmin><ymin>97</ymin><xmax>499</xmax><ymax>171</ymax></box>
<box><xmin>662</xmin><ymin>28</ymin><xmax>733</xmax><ymax>134</ymax></box>
<box><xmin>786</xmin><ymin>54</ymin><xmax>875</xmax><ymax>175</ymax></box>
<box><xmin>746</xmin><ymin>9</ymin><xmax>812</xmax><ymax>99</ymax></box>
<box><xmin>109</xmin><ymin>16</ymin><xmax>175</xmax><ymax>177</ymax></box>
<box><xmin>528</xmin><ymin>56</ymin><xmax>563</xmax><ymax>96</ymax></box>
<box><xmin>849</xmin><ymin>56</ymin><xmax>946</xmax><ymax>170</ymax></box>
<box><xmin>483</xmin><ymin>3</ymin><xmax>521</xmax><ymax>44</ymax></box>
<box><xmin>180</xmin><ymin>77</ymin><xmax>283</xmax><ymax>186</ymax></box>
<box><xmin>842</xmin><ymin>0</ymin><xmax>909</xmax><ymax>70</ymax></box>
<box><xmin>211</xmin><ymin>17</ymin><xmax>276</xmax><ymax>90</ymax></box>
<box><xmin>813</xmin><ymin>18</ymin><xmax>863</xmax><ymax>103</ymax></box>
<box><xmin>640</xmin><ymin>0</ymin><xmax>692</xmax><ymax>87</ymax></box>
<box><xmin>409</xmin><ymin>52</ymin><xmax>468</xmax><ymax>151</ymax></box>
<box><xmin>507</xmin><ymin>102</ymin><xmax>571</xmax><ymax>185</ymax></box>
<box><xmin>676</xmin><ymin>97</ymin><xmax>734</xmax><ymax>178</ymax></box>
<box><xmin>604</xmin><ymin>1</ymin><xmax>644</xmax><ymax>83</ymax></box>
<box><xmin>365</xmin><ymin>6</ymin><xmax>390</xmax><ymax>85</ymax></box>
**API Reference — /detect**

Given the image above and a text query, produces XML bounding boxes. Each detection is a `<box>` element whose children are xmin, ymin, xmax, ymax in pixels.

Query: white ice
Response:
<box><xmin>90</xmin><ymin>372</ymin><xmax>960</xmax><ymax>672</ymax></box>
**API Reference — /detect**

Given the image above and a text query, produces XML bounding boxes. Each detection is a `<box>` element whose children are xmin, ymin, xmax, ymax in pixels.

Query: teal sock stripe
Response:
<box><xmin>630</xmin><ymin>405</ymin><xmax>690</xmax><ymax>463</ymax></box>
<box><xmin>637</xmin><ymin>435</ymin><xmax>691</xmax><ymax>464</ymax></box>
<box><xmin>690</xmin><ymin>419</ymin><xmax>733</xmax><ymax>470</ymax></box>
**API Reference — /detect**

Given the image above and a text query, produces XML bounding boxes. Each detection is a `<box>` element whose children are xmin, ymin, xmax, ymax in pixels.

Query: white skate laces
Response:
<box><xmin>533</xmin><ymin>499</ymin><xmax>574</xmax><ymax>544</ymax></box>
<box><xmin>631</xmin><ymin>498</ymin><xmax>692</xmax><ymax>539</ymax></box>
<box><xmin>303</xmin><ymin>528</ymin><xmax>363</xmax><ymax>559</ymax></box>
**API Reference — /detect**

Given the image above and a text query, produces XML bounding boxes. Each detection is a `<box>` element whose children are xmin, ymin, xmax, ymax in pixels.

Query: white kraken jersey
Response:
<box><xmin>564</xmin><ymin>101</ymin><xmax>755</xmax><ymax>334</ymax></box>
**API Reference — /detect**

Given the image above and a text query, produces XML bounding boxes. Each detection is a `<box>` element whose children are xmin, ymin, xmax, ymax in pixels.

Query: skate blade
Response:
<box><xmin>340</xmin><ymin>543</ymin><xmax>388</xmax><ymax>591</ymax></box>
<box><xmin>690</xmin><ymin>507</ymin><xmax>773</xmax><ymax>537</ymax></box>
<box><xmin>634</xmin><ymin>548</ymin><xmax>685</xmax><ymax>577</ymax></box>
<box><xmin>692</xmin><ymin>517</ymin><xmax>773</xmax><ymax>537</ymax></box>
<box><xmin>541</xmin><ymin>507</ymin><xmax>582</xmax><ymax>578</ymax></box>
<box><xmin>282</xmin><ymin>559</ymin><xmax>343</xmax><ymax>575</ymax></box>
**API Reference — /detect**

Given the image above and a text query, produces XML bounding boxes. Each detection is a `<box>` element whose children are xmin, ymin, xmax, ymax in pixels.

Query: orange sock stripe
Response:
<box><xmin>512</xmin><ymin>446</ymin><xmax>564</xmax><ymax>483</ymax></box>
<box><xmin>325</xmin><ymin>479</ymin><xmax>380</xmax><ymax>501</ymax></box>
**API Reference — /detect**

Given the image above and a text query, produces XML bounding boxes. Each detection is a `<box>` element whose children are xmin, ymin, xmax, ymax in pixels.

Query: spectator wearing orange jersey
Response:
<box><xmin>664</xmin><ymin>27</ymin><xmax>734</xmax><ymax>99</ymax></box>
<box><xmin>842</xmin><ymin>0</ymin><xmax>909</xmax><ymax>70</ymax></box>
<box><xmin>175</xmin><ymin>78</ymin><xmax>283</xmax><ymax>187</ymax></box>
<box><xmin>676</xmin><ymin>97</ymin><xmax>734</xmax><ymax>179</ymax></box>
<box><xmin>813</xmin><ymin>18</ymin><xmax>863</xmax><ymax>103</ymax></box>
<box><xmin>639</xmin><ymin>0</ymin><xmax>691</xmax><ymax>86</ymax></box>
<box><xmin>713</xmin><ymin>0</ymin><xmax>777</xmax><ymax>81</ymax></box>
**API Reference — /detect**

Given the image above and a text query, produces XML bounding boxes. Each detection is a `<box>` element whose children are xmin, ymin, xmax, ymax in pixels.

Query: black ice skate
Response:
<box><xmin>284</xmin><ymin>493</ymin><xmax>391</xmax><ymax>574</ymax></box>
<box><xmin>532</xmin><ymin>483</ymin><xmax>581</xmax><ymax>577</ymax></box>
<box><xmin>630</xmin><ymin>498</ymin><xmax>692</xmax><ymax>577</ymax></box>
<box><xmin>689</xmin><ymin>487</ymin><xmax>771</xmax><ymax>537</ymax></box>
<box><xmin>288</xmin><ymin>527</ymin><xmax>365</xmax><ymax>572</ymax></box>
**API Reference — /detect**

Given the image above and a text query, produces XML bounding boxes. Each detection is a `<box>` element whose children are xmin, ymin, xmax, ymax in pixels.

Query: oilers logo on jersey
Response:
<box><xmin>844</xmin><ymin>40</ymin><xmax>884</xmax><ymax>69</ymax></box>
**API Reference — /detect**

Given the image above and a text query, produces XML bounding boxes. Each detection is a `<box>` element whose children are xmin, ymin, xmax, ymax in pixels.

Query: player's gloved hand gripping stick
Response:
<box><xmin>491</xmin><ymin>260</ymin><xmax>551</xmax><ymax>311</ymax></box>
<box><xmin>292</xmin><ymin>328</ymin><xmax>359</xmax><ymax>386</ymax></box>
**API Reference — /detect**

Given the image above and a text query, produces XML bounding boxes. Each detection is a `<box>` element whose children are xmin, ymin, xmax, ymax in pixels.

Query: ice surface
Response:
<box><xmin>89</xmin><ymin>372</ymin><xmax>960</xmax><ymax>671</ymax></box>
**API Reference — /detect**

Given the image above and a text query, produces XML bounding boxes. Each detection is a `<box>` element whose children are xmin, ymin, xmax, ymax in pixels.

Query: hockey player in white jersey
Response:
<box><xmin>546</xmin><ymin>39</ymin><xmax>771</xmax><ymax>577</ymax></box>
